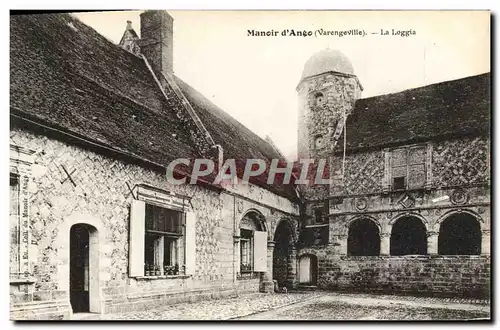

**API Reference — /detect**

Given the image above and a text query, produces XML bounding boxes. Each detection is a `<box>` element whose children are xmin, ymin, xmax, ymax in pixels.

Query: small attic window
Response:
<box><xmin>314</xmin><ymin>92</ymin><xmax>325</xmax><ymax>106</ymax></box>
<box><xmin>67</xmin><ymin>21</ymin><xmax>78</xmax><ymax>32</ymax></box>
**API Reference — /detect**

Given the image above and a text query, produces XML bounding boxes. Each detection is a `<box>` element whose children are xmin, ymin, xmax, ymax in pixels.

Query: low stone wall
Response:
<box><xmin>10</xmin><ymin>300</ymin><xmax>72</xmax><ymax>320</ymax></box>
<box><xmin>104</xmin><ymin>287</ymin><xmax>241</xmax><ymax>315</ymax></box>
<box><xmin>318</xmin><ymin>255</ymin><xmax>490</xmax><ymax>298</ymax></box>
<box><xmin>236</xmin><ymin>277</ymin><xmax>260</xmax><ymax>293</ymax></box>
<box><xmin>12</xmin><ymin>280</ymin><xmax>262</xmax><ymax>319</ymax></box>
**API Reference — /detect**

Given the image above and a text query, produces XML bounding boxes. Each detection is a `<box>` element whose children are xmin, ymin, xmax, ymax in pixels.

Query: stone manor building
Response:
<box><xmin>10</xmin><ymin>11</ymin><xmax>490</xmax><ymax>320</ymax></box>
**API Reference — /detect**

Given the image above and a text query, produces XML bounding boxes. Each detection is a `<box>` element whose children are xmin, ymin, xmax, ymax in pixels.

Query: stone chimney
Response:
<box><xmin>140</xmin><ymin>10</ymin><xmax>174</xmax><ymax>75</ymax></box>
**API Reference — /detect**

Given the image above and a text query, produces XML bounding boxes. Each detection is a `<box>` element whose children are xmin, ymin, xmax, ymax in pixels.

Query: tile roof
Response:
<box><xmin>10</xmin><ymin>13</ymin><xmax>299</xmax><ymax>200</ymax></box>
<box><xmin>10</xmin><ymin>12</ymin><xmax>490</xmax><ymax>200</ymax></box>
<box><xmin>340</xmin><ymin>72</ymin><xmax>490</xmax><ymax>152</ymax></box>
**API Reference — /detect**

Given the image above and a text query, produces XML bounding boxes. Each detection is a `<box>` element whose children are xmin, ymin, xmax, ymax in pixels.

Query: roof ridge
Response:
<box><xmin>173</xmin><ymin>76</ymin><xmax>285</xmax><ymax>160</ymax></box>
<box><xmin>359</xmin><ymin>72</ymin><xmax>490</xmax><ymax>102</ymax></box>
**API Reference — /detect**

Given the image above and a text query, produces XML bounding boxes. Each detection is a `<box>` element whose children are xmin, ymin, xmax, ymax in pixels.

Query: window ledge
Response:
<box><xmin>304</xmin><ymin>224</ymin><xmax>329</xmax><ymax>228</ymax></box>
<box><xmin>10</xmin><ymin>277</ymin><xmax>37</xmax><ymax>285</ymax></box>
<box><xmin>237</xmin><ymin>272</ymin><xmax>260</xmax><ymax>280</ymax></box>
<box><xmin>133</xmin><ymin>274</ymin><xmax>191</xmax><ymax>280</ymax></box>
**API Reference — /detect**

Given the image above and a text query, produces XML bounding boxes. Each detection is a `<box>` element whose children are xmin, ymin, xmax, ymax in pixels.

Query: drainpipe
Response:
<box><xmin>233</xmin><ymin>195</ymin><xmax>236</xmax><ymax>285</ymax></box>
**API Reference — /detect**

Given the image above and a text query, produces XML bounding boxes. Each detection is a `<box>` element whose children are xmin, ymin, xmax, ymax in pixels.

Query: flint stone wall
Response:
<box><xmin>9</xmin><ymin>127</ymin><xmax>298</xmax><ymax>319</ymax></box>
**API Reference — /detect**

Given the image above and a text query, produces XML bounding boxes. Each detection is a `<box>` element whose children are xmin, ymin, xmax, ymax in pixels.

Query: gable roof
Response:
<box><xmin>10</xmin><ymin>13</ymin><xmax>298</xmax><ymax>200</ymax></box>
<box><xmin>339</xmin><ymin>72</ymin><xmax>490</xmax><ymax>152</ymax></box>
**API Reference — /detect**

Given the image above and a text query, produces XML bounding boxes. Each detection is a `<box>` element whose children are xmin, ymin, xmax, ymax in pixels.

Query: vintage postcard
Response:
<box><xmin>9</xmin><ymin>10</ymin><xmax>490</xmax><ymax>321</ymax></box>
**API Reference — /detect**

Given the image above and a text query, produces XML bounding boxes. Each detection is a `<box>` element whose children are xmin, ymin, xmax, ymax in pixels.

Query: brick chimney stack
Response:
<box><xmin>140</xmin><ymin>10</ymin><xmax>174</xmax><ymax>75</ymax></box>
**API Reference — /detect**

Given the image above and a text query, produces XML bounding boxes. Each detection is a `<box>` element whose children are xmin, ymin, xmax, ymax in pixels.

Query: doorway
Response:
<box><xmin>273</xmin><ymin>220</ymin><xmax>294</xmax><ymax>287</ymax></box>
<box><xmin>70</xmin><ymin>223</ymin><xmax>99</xmax><ymax>313</ymax></box>
<box><xmin>299</xmin><ymin>254</ymin><xmax>317</xmax><ymax>285</ymax></box>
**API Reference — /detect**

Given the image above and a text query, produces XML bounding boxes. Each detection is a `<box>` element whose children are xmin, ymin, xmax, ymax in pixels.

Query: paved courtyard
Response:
<box><xmin>74</xmin><ymin>291</ymin><xmax>490</xmax><ymax>321</ymax></box>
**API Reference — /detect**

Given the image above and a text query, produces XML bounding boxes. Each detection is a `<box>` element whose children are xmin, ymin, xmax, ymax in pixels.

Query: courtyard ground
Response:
<box><xmin>73</xmin><ymin>291</ymin><xmax>491</xmax><ymax>321</ymax></box>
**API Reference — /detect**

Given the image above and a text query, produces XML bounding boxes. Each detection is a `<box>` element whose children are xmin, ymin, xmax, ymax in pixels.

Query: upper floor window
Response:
<box><xmin>314</xmin><ymin>135</ymin><xmax>324</xmax><ymax>149</ymax></box>
<box><xmin>314</xmin><ymin>92</ymin><xmax>325</xmax><ymax>106</ymax></box>
<box><xmin>307</xmin><ymin>200</ymin><xmax>329</xmax><ymax>226</ymax></box>
<box><xmin>391</xmin><ymin>146</ymin><xmax>426</xmax><ymax>190</ymax></box>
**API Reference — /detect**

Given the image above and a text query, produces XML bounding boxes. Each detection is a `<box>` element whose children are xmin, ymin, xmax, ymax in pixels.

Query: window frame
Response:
<box><xmin>314</xmin><ymin>92</ymin><xmax>326</xmax><ymax>106</ymax></box>
<box><xmin>143</xmin><ymin>203</ymin><xmax>184</xmax><ymax>277</ymax></box>
<box><xmin>390</xmin><ymin>145</ymin><xmax>427</xmax><ymax>191</ymax></box>
<box><xmin>129</xmin><ymin>184</ymin><xmax>194</xmax><ymax>279</ymax></box>
<box><xmin>308</xmin><ymin>200</ymin><xmax>329</xmax><ymax>226</ymax></box>
<box><xmin>240</xmin><ymin>229</ymin><xmax>254</xmax><ymax>273</ymax></box>
<box><xmin>237</xmin><ymin>213</ymin><xmax>267</xmax><ymax>277</ymax></box>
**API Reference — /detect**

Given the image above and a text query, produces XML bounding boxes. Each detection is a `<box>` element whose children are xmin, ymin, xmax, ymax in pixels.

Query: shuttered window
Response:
<box><xmin>129</xmin><ymin>200</ymin><xmax>196</xmax><ymax>277</ymax></box>
<box><xmin>391</xmin><ymin>146</ymin><xmax>427</xmax><ymax>190</ymax></box>
<box><xmin>253</xmin><ymin>231</ymin><xmax>267</xmax><ymax>272</ymax></box>
<box><xmin>239</xmin><ymin>222</ymin><xmax>267</xmax><ymax>274</ymax></box>
<box><xmin>240</xmin><ymin>229</ymin><xmax>253</xmax><ymax>272</ymax></box>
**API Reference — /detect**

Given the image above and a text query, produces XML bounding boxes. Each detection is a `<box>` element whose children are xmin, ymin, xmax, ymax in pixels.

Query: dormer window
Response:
<box><xmin>314</xmin><ymin>92</ymin><xmax>325</xmax><ymax>106</ymax></box>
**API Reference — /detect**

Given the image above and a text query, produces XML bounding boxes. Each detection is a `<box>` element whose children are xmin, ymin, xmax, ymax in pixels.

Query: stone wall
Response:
<box><xmin>9</xmin><ymin>127</ymin><xmax>299</xmax><ymax>320</ymax></box>
<box><xmin>298</xmin><ymin>136</ymin><xmax>490</xmax><ymax>298</ymax></box>
<box><xmin>304</xmin><ymin>136</ymin><xmax>490</xmax><ymax>227</ymax></box>
<box><xmin>299</xmin><ymin>245</ymin><xmax>490</xmax><ymax>298</ymax></box>
<box><xmin>319</xmin><ymin>254</ymin><xmax>490</xmax><ymax>298</ymax></box>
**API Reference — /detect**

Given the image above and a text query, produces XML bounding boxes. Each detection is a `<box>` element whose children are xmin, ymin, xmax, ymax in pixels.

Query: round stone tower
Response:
<box><xmin>297</xmin><ymin>49</ymin><xmax>363</xmax><ymax>160</ymax></box>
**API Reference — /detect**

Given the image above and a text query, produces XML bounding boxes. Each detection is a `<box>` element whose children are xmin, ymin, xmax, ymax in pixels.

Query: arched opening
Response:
<box><xmin>273</xmin><ymin>220</ymin><xmax>294</xmax><ymax>287</ymax></box>
<box><xmin>438</xmin><ymin>213</ymin><xmax>481</xmax><ymax>255</ymax></box>
<box><xmin>347</xmin><ymin>218</ymin><xmax>380</xmax><ymax>256</ymax></box>
<box><xmin>299</xmin><ymin>254</ymin><xmax>317</xmax><ymax>286</ymax></box>
<box><xmin>390</xmin><ymin>216</ymin><xmax>427</xmax><ymax>255</ymax></box>
<box><xmin>239</xmin><ymin>211</ymin><xmax>267</xmax><ymax>275</ymax></box>
<box><xmin>70</xmin><ymin>223</ymin><xmax>99</xmax><ymax>313</ymax></box>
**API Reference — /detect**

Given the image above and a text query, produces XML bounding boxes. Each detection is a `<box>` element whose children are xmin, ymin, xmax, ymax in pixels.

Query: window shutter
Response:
<box><xmin>185</xmin><ymin>211</ymin><xmax>196</xmax><ymax>275</ymax></box>
<box><xmin>425</xmin><ymin>143</ymin><xmax>433</xmax><ymax>189</ymax></box>
<box><xmin>382</xmin><ymin>149</ymin><xmax>391</xmax><ymax>192</ymax></box>
<box><xmin>129</xmin><ymin>199</ymin><xmax>145</xmax><ymax>277</ymax></box>
<box><xmin>253</xmin><ymin>231</ymin><xmax>267</xmax><ymax>272</ymax></box>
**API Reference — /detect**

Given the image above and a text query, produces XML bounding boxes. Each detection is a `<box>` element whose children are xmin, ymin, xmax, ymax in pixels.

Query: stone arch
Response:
<box><xmin>273</xmin><ymin>218</ymin><xmax>298</xmax><ymax>244</ymax></box>
<box><xmin>347</xmin><ymin>217</ymin><xmax>381</xmax><ymax>256</ymax></box>
<box><xmin>240</xmin><ymin>208</ymin><xmax>268</xmax><ymax>233</ymax></box>
<box><xmin>346</xmin><ymin>215</ymin><xmax>382</xmax><ymax>233</ymax></box>
<box><xmin>438</xmin><ymin>211</ymin><xmax>482</xmax><ymax>255</ymax></box>
<box><xmin>298</xmin><ymin>250</ymin><xmax>319</xmax><ymax>259</ymax></box>
<box><xmin>388</xmin><ymin>212</ymin><xmax>429</xmax><ymax>230</ymax></box>
<box><xmin>238</xmin><ymin>209</ymin><xmax>268</xmax><ymax>275</ymax></box>
<box><xmin>55</xmin><ymin>212</ymin><xmax>104</xmax><ymax>314</ymax></box>
<box><xmin>390</xmin><ymin>215</ymin><xmax>427</xmax><ymax>256</ymax></box>
<box><xmin>436</xmin><ymin>209</ymin><xmax>485</xmax><ymax>229</ymax></box>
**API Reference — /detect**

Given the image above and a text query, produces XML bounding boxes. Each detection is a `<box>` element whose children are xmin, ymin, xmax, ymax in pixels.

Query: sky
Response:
<box><xmin>74</xmin><ymin>10</ymin><xmax>490</xmax><ymax>160</ymax></box>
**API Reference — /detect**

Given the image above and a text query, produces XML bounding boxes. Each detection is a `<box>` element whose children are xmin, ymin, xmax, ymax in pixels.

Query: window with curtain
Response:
<box><xmin>143</xmin><ymin>204</ymin><xmax>183</xmax><ymax>276</ymax></box>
